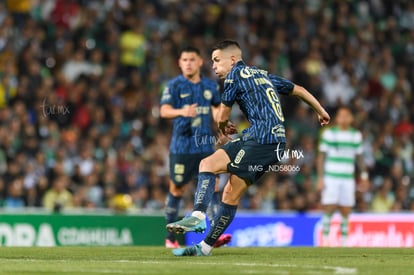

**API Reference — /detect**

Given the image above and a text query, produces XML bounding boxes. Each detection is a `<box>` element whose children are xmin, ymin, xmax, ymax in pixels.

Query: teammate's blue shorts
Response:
<box><xmin>169</xmin><ymin>152</ymin><xmax>213</xmax><ymax>186</ymax></box>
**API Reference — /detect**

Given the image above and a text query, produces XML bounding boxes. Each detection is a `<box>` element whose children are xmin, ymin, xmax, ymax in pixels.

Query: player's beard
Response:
<box><xmin>184</xmin><ymin>71</ymin><xmax>200</xmax><ymax>82</ymax></box>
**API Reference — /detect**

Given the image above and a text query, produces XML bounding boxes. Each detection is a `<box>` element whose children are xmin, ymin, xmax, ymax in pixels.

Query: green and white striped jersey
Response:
<box><xmin>319</xmin><ymin>126</ymin><xmax>363</xmax><ymax>179</ymax></box>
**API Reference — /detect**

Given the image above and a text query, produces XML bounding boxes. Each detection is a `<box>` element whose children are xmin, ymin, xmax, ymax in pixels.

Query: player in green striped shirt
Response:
<box><xmin>317</xmin><ymin>106</ymin><xmax>369</xmax><ymax>247</ymax></box>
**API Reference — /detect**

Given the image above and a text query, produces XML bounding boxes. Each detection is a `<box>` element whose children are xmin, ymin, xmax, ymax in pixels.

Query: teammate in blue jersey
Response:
<box><xmin>168</xmin><ymin>40</ymin><xmax>330</xmax><ymax>256</ymax></box>
<box><xmin>160</xmin><ymin>46</ymin><xmax>231</xmax><ymax>248</ymax></box>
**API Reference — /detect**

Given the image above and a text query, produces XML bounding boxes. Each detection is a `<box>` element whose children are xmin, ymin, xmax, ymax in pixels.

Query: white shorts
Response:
<box><xmin>321</xmin><ymin>177</ymin><xmax>355</xmax><ymax>207</ymax></box>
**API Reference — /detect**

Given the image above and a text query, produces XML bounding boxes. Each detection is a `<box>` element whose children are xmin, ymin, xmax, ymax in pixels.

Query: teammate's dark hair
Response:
<box><xmin>180</xmin><ymin>46</ymin><xmax>201</xmax><ymax>56</ymax></box>
<box><xmin>212</xmin><ymin>40</ymin><xmax>241</xmax><ymax>51</ymax></box>
<box><xmin>336</xmin><ymin>105</ymin><xmax>353</xmax><ymax>114</ymax></box>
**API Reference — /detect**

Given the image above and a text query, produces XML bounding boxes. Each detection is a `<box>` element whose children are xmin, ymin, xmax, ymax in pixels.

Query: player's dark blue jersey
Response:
<box><xmin>222</xmin><ymin>61</ymin><xmax>294</xmax><ymax>144</ymax></box>
<box><xmin>161</xmin><ymin>75</ymin><xmax>220</xmax><ymax>154</ymax></box>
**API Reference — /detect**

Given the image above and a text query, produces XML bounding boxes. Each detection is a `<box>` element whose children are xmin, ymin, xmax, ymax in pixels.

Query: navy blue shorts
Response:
<box><xmin>169</xmin><ymin>152</ymin><xmax>212</xmax><ymax>186</ymax></box>
<box><xmin>221</xmin><ymin>139</ymin><xmax>285</xmax><ymax>185</ymax></box>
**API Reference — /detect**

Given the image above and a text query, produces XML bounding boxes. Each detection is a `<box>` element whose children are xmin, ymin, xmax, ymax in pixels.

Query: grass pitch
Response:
<box><xmin>0</xmin><ymin>246</ymin><xmax>413</xmax><ymax>275</ymax></box>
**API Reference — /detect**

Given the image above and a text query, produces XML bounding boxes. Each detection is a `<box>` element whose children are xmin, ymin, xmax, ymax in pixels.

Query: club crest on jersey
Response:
<box><xmin>203</xmin><ymin>90</ymin><xmax>212</xmax><ymax>100</ymax></box>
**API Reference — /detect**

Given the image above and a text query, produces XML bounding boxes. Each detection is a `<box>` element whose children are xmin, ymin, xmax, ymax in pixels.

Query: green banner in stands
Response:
<box><xmin>0</xmin><ymin>212</ymin><xmax>165</xmax><ymax>246</ymax></box>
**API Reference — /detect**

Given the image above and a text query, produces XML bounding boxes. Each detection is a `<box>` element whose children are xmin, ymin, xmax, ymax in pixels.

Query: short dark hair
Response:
<box><xmin>212</xmin><ymin>40</ymin><xmax>241</xmax><ymax>51</ymax></box>
<box><xmin>180</xmin><ymin>46</ymin><xmax>201</xmax><ymax>56</ymax></box>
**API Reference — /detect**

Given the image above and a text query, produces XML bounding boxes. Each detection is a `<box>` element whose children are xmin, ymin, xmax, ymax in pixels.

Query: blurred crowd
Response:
<box><xmin>0</xmin><ymin>0</ymin><xmax>413</xmax><ymax>214</ymax></box>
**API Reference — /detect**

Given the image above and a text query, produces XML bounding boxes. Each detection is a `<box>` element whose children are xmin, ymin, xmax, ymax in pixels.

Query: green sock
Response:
<box><xmin>341</xmin><ymin>217</ymin><xmax>349</xmax><ymax>244</ymax></box>
<box><xmin>322</xmin><ymin>213</ymin><xmax>332</xmax><ymax>239</ymax></box>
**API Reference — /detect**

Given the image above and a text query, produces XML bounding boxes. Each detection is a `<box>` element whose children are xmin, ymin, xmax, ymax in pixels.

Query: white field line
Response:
<box><xmin>231</xmin><ymin>262</ymin><xmax>357</xmax><ymax>275</ymax></box>
<box><xmin>1</xmin><ymin>259</ymin><xmax>357</xmax><ymax>274</ymax></box>
<box><xmin>138</xmin><ymin>261</ymin><xmax>357</xmax><ymax>274</ymax></box>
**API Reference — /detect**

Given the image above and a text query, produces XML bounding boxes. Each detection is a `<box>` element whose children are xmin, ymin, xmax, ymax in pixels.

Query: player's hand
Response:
<box><xmin>181</xmin><ymin>104</ymin><xmax>198</xmax><ymax>117</ymax></box>
<box><xmin>225</xmin><ymin>121</ymin><xmax>238</xmax><ymax>135</ymax></box>
<box><xmin>318</xmin><ymin>110</ymin><xmax>330</xmax><ymax>126</ymax></box>
<box><xmin>218</xmin><ymin>120</ymin><xmax>238</xmax><ymax>136</ymax></box>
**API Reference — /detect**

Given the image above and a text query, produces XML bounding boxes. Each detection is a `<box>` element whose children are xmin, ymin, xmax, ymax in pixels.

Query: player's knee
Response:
<box><xmin>222</xmin><ymin>190</ymin><xmax>240</xmax><ymax>205</ymax></box>
<box><xmin>222</xmin><ymin>181</ymin><xmax>247</xmax><ymax>205</ymax></box>
<box><xmin>199</xmin><ymin>157</ymin><xmax>215</xmax><ymax>172</ymax></box>
<box><xmin>169</xmin><ymin>183</ymin><xmax>185</xmax><ymax>197</ymax></box>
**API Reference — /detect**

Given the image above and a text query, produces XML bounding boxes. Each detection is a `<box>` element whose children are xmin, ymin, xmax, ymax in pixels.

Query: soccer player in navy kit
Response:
<box><xmin>168</xmin><ymin>40</ymin><xmax>330</xmax><ymax>256</ymax></box>
<box><xmin>160</xmin><ymin>46</ymin><xmax>230</xmax><ymax>248</ymax></box>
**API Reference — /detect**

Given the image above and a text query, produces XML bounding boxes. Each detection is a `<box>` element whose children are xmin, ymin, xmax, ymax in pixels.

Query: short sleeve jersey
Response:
<box><xmin>319</xmin><ymin>126</ymin><xmax>363</xmax><ymax>179</ymax></box>
<box><xmin>161</xmin><ymin>75</ymin><xmax>220</xmax><ymax>154</ymax></box>
<box><xmin>222</xmin><ymin>61</ymin><xmax>294</xmax><ymax>144</ymax></box>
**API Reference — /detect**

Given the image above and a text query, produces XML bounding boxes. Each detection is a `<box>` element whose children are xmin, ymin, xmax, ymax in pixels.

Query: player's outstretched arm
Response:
<box><xmin>291</xmin><ymin>84</ymin><xmax>330</xmax><ymax>126</ymax></box>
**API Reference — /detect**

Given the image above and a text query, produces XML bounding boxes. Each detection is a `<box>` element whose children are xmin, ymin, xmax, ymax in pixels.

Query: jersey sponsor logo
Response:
<box><xmin>191</xmin><ymin>117</ymin><xmax>201</xmax><ymax>127</ymax></box>
<box><xmin>230</xmin><ymin>163</ymin><xmax>239</xmax><ymax>169</ymax></box>
<box><xmin>161</xmin><ymin>94</ymin><xmax>171</xmax><ymax>101</ymax></box>
<box><xmin>161</xmin><ymin>87</ymin><xmax>171</xmax><ymax>101</ymax></box>
<box><xmin>180</xmin><ymin>93</ymin><xmax>191</xmax><ymax>98</ymax></box>
<box><xmin>254</xmin><ymin>77</ymin><xmax>273</xmax><ymax>86</ymax></box>
<box><xmin>240</xmin><ymin>67</ymin><xmax>269</xmax><ymax>78</ymax></box>
<box><xmin>195</xmin><ymin>106</ymin><xmax>210</xmax><ymax>115</ymax></box>
<box><xmin>240</xmin><ymin>68</ymin><xmax>253</xmax><ymax>78</ymax></box>
<box><xmin>224</xmin><ymin>79</ymin><xmax>234</xmax><ymax>84</ymax></box>
<box><xmin>271</xmin><ymin>125</ymin><xmax>285</xmax><ymax>137</ymax></box>
<box><xmin>203</xmin><ymin>90</ymin><xmax>212</xmax><ymax>100</ymax></box>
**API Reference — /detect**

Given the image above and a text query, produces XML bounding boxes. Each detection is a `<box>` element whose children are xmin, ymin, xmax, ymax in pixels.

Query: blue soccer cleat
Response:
<box><xmin>166</xmin><ymin>216</ymin><xmax>207</xmax><ymax>234</ymax></box>
<box><xmin>173</xmin><ymin>244</ymin><xmax>211</xmax><ymax>256</ymax></box>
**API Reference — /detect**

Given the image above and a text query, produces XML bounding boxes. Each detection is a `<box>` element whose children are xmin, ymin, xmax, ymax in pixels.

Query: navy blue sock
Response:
<box><xmin>194</xmin><ymin>172</ymin><xmax>216</xmax><ymax>213</ymax></box>
<box><xmin>204</xmin><ymin>202</ymin><xmax>237</xmax><ymax>246</ymax></box>
<box><xmin>207</xmin><ymin>191</ymin><xmax>220</xmax><ymax>222</ymax></box>
<box><xmin>165</xmin><ymin>192</ymin><xmax>181</xmax><ymax>241</ymax></box>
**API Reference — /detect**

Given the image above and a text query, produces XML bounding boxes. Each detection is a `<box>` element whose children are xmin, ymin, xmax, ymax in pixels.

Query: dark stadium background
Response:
<box><xmin>0</xmin><ymin>0</ymin><xmax>413</xmax><ymax>217</ymax></box>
